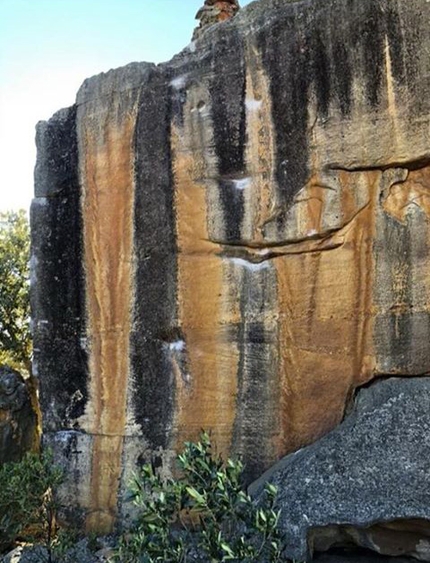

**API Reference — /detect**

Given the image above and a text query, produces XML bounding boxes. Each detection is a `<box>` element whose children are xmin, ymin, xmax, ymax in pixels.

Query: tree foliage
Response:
<box><xmin>0</xmin><ymin>210</ymin><xmax>31</xmax><ymax>373</ymax></box>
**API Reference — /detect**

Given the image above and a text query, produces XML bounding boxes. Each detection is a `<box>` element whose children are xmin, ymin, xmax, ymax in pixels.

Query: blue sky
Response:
<box><xmin>0</xmin><ymin>0</ymin><xmax>252</xmax><ymax>211</ymax></box>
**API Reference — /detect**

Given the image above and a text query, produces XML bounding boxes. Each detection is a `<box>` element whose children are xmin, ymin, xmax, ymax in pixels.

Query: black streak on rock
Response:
<box><xmin>233</xmin><ymin>267</ymin><xmax>277</xmax><ymax>483</ymax></box>
<box><xmin>331</xmin><ymin>37</ymin><xmax>353</xmax><ymax>117</ymax></box>
<box><xmin>311</xmin><ymin>30</ymin><xmax>331</xmax><ymax>118</ymax></box>
<box><xmin>170</xmin><ymin>74</ymin><xmax>187</xmax><ymax>130</ymax></box>
<box><xmin>385</xmin><ymin>2</ymin><xmax>406</xmax><ymax>86</ymax></box>
<box><xmin>257</xmin><ymin>9</ymin><xmax>311</xmax><ymax>211</ymax></box>
<box><xmin>357</xmin><ymin>1</ymin><xmax>385</xmax><ymax>108</ymax></box>
<box><xmin>131</xmin><ymin>69</ymin><xmax>177</xmax><ymax>450</ymax></box>
<box><xmin>218</xmin><ymin>179</ymin><xmax>245</xmax><ymax>242</ymax></box>
<box><xmin>31</xmin><ymin>106</ymin><xmax>88</xmax><ymax>430</ymax></box>
<box><xmin>208</xmin><ymin>30</ymin><xmax>247</xmax><ymax>243</ymax></box>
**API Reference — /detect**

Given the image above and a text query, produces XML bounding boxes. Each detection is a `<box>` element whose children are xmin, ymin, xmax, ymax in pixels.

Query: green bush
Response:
<box><xmin>0</xmin><ymin>450</ymin><xmax>64</xmax><ymax>552</ymax></box>
<box><xmin>116</xmin><ymin>432</ymin><xmax>283</xmax><ymax>563</ymax></box>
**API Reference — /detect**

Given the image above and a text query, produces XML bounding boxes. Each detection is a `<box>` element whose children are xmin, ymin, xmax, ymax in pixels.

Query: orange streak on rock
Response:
<box><xmin>86</xmin><ymin>435</ymin><xmax>123</xmax><ymax>531</ymax></box>
<box><xmin>275</xmin><ymin>171</ymin><xmax>379</xmax><ymax>454</ymax></box>
<box><xmin>80</xmin><ymin>108</ymin><xmax>137</xmax><ymax>533</ymax></box>
<box><xmin>172</xmin><ymin>124</ymin><xmax>239</xmax><ymax>456</ymax></box>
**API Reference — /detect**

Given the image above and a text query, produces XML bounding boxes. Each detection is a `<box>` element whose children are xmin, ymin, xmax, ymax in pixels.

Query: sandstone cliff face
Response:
<box><xmin>32</xmin><ymin>0</ymin><xmax>430</xmax><ymax>531</ymax></box>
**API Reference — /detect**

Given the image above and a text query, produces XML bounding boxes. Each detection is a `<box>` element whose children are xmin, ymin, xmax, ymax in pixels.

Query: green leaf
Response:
<box><xmin>265</xmin><ymin>483</ymin><xmax>278</xmax><ymax>497</ymax></box>
<box><xmin>220</xmin><ymin>541</ymin><xmax>235</xmax><ymax>557</ymax></box>
<box><xmin>186</xmin><ymin>486</ymin><xmax>206</xmax><ymax>504</ymax></box>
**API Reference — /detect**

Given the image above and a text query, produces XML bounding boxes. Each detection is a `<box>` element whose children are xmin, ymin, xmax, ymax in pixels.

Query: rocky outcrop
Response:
<box><xmin>32</xmin><ymin>0</ymin><xmax>430</xmax><ymax>532</ymax></box>
<box><xmin>251</xmin><ymin>378</ymin><xmax>430</xmax><ymax>562</ymax></box>
<box><xmin>0</xmin><ymin>366</ymin><xmax>38</xmax><ymax>463</ymax></box>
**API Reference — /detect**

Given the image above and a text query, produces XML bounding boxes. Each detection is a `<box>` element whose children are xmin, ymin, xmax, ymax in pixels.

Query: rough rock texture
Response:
<box><xmin>0</xmin><ymin>366</ymin><xmax>38</xmax><ymax>463</ymax></box>
<box><xmin>251</xmin><ymin>378</ymin><xmax>430</xmax><ymax>562</ymax></box>
<box><xmin>315</xmin><ymin>555</ymin><xmax>416</xmax><ymax>563</ymax></box>
<box><xmin>0</xmin><ymin>543</ymin><xmax>107</xmax><ymax>563</ymax></box>
<box><xmin>32</xmin><ymin>0</ymin><xmax>430</xmax><ymax>531</ymax></box>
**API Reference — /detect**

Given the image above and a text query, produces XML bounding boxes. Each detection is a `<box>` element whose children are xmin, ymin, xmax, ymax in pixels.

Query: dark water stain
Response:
<box><xmin>31</xmin><ymin>105</ymin><xmax>88</xmax><ymax>429</ymax></box>
<box><xmin>131</xmin><ymin>68</ymin><xmax>178</xmax><ymax>450</ymax></box>
<box><xmin>208</xmin><ymin>29</ymin><xmax>247</xmax><ymax>243</ymax></box>
<box><xmin>232</xmin><ymin>266</ymin><xmax>278</xmax><ymax>483</ymax></box>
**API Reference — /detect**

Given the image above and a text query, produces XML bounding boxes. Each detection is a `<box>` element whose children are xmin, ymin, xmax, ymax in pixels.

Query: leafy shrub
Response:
<box><xmin>0</xmin><ymin>450</ymin><xmax>63</xmax><ymax>553</ymax></box>
<box><xmin>116</xmin><ymin>432</ymin><xmax>283</xmax><ymax>563</ymax></box>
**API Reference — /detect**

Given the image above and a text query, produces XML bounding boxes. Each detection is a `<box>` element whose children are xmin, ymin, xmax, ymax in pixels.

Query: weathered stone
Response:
<box><xmin>251</xmin><ymin>378</ymin><xmax>430</xmax><ymax>562</ymax></box>
<box><xmin>314</xmin><ymin>554</ymin><xmax>416</xmax><ymax>563</ymax></box>
<box><xmin>34</xmin><ymin>107</ymin><xmax>78</xmax><ymax>198</ymax></box>
<box><xmin>0</xmin><ymin>366</ymin><xmax>38</xmax><ymax>463</ymax></box>
<box><xmin>0</xmin><ymin>542</ymin><xmax>101</xmax><ymax>563</ymax></box>
<box><xmin>0</xmin><ymin>546</ymin><xmax>48</xmax><ymax>563</ymax></box>
<box><xmin>32</xmin><ymin>0</ymin><xmax>430</xmax><ymax>531</ymax></box>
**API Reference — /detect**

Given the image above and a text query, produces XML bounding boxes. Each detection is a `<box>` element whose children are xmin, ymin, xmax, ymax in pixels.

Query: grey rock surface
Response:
<box><xmin>251</xmin><ymin>378</ymin><xmax>430</xmax><ymax>561</ymax></box>
<box><xmin>315</xmin><ymin>554</ymin><xmax>417</xmax><ymax>563</ymax></box>
<box><xmin>34</xmin><ymin>106</ymin><xmax>78</xmax><ymax>198</ymax></box>
<box><xmin>76</xmin><ymin>61</ymin><xmax>154</xmax><ymax>104</ymax></box>
<box><xmin>0</xmin><ymin>540</ymin><xmax>112</xmax><ymax>563</ymax></box>
<box><xmin>1</xmin><ymin>546</ymin><xmax>48</xmax><ymax>563</ymax></box>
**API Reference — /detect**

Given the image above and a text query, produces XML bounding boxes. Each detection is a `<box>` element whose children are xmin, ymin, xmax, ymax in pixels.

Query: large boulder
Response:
<box><xmin>32</xmin><ymin>0</ymin><xmax>430</xmax><ymax>530</ymax></box>
<box><xmin>251</xmin><ymin>378</ymin><xmax>430</xmax><ymax>562</ymax></box>
<box><xmin>0</xmin><ymin>366</ymin><xmax>38</xmax><ymax>463</ymax></box>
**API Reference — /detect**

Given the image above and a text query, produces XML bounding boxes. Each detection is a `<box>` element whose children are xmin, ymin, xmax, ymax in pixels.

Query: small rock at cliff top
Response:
<box><xmin>193</xmin><ymin>0</ymin><xmax>240</xmax><ymax>40</ymax></box>
<box><xmin>250</xmin><ymin>377</ymin><xmax>430</xmax><ymax>562</ymax></box>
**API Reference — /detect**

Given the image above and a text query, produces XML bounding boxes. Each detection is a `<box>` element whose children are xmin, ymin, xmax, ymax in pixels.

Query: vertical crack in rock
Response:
<box><xmin>228</xmin><ymin>40</ymin><xmax>281</xmax><ymax>476</ymax></box>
